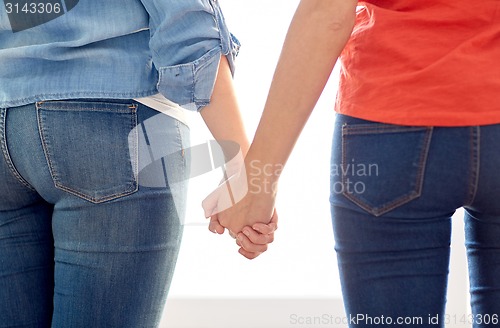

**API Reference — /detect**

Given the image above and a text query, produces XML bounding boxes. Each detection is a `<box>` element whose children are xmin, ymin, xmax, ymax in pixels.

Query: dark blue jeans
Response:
<box><xmin>0</xmin><ymin>100</ymin><xmax>190</xmax><ymax>327</ymax></box>
<box><xmin>331</xmin><ymin>114</ymin><xmax>500</xmax><ymax>328</ymax></box>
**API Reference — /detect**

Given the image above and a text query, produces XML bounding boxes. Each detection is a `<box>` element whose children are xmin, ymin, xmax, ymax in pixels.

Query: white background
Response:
<box><xmin>161</xmin><ymin>1</ymin><xmax>471</xmax><ymax>327</ymax></box>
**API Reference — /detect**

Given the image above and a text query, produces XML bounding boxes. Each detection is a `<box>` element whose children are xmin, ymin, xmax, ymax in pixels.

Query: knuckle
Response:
<box><xmin>252</xmin><ymin>235</ymin><xmax>265</xmax><ymax>244</ymax></box>
<box><xmin>257</xmin><ymin>236</ymin><xmax>267</xmax><ymax>244</ymax></box>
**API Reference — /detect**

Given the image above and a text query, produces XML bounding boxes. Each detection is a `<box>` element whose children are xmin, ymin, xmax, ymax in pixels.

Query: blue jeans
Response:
<box><xmin>0</xmin><ymin>99</ymin><xmax>190</xmax><ymax>327</ymax></box>
<box><xmin>331</xmin><ymin>114</ymin><xmax>500</xmax><ymax>328</ymax></box>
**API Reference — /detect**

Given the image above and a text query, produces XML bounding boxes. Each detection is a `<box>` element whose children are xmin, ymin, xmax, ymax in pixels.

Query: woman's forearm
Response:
<box><xmin>247</xmin><ymin>0</ymin><xmax>357</xmax><ymax>178</ymax></box>
<box><xmin>200</xmin><ymin>55</ymin><xmax>250</xmax><ymax>158</ymax></box>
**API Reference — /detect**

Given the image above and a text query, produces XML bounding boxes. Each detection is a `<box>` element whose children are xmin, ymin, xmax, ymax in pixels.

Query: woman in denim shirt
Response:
<box><xmin>0</xmin><ymin>1</ymin><xmax>274</xmax><ymax>326</ymax></box>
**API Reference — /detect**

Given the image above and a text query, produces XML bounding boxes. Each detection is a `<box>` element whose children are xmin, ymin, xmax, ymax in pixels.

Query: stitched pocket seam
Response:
<box><xmin>36</xmin><ymin>101</ymin><xmax>139</xmax><ymax>204</ymax></box>
<box><xmin>341</xmin><ymin>124</ymin><xmax>433</xmax><ymax>216</ymax></box>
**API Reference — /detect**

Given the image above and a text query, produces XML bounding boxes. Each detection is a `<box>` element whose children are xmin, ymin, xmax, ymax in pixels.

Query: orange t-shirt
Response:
<box><xmin>335</xmin><ymin>0</ymin><xmax>500</xmax><ymax>126</ymax></box>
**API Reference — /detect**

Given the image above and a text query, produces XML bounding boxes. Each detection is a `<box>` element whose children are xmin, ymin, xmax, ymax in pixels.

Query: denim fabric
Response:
<box><xmin>0</xmin><ymin>99</ymin><xmax>190</xmax><ymax>327</ymax></box>
<box><xmin>0</xmin><ymin>0</ymin><xmax>240</xmax><ymax>110</ymax></box>
<box><xmin>331</xmin><ymin>114</ymin><xmax>500</xmax><ymax>328</ymax></box>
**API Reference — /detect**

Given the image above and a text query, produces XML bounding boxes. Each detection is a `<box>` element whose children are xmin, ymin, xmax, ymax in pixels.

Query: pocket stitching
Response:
<box><xmin>341</xmin><ymin>124</ymin><xmax>433</xmax><ymax>216</ymax></box>
<box><xmin>36</xmin><ymin>101</ymin><xmax>139</xmax><ymax>204</ymax></box>
<box><xmin>174</xmin><ymin>120</ymin><xmax>188</xmax><ymax>168</ymax></box>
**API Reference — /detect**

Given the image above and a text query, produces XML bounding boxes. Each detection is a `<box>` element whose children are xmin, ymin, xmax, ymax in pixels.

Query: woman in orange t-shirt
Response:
<box><xmin>205</xmin><ymin>0</ymin><xmax>500</xmax><ymax>326</ymax></box>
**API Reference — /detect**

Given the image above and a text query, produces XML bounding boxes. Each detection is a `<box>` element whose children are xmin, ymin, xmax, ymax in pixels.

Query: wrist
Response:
<box><xmin>244</xmin><ymin>157</ymin><xmax>281</xmax><ymax>197</ymax></box>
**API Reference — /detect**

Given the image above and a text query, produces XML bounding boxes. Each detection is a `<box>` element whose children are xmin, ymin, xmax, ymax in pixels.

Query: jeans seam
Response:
<box><xmin>0</xmin><ymin>108</ymin><xmax>36</xmax><ymax>191</ymax></box>
<box><xmin>465</xmin><ymin>126</ymin><xmax>480</xmax><ymax>206</ymax></box>
<box><xmin>341</xmin><ymin>125</ymin><xmax>433</xmax><ymax>216</ymax></box>
<box><xmin>131</xmin><ymin>105</ymin><xmax>139</xmax><ymax>188</ymax></box>
<box><xmin>174</xmin><ymin>120</ymin><xmax>187</xmax><ymax>165</ymax></box>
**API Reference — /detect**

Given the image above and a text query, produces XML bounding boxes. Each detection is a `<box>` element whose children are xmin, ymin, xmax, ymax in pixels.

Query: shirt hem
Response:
<box><xmin>0</xmin><ymin>89</ymin><xmax>159</xmax><ymax>108</ymax></box>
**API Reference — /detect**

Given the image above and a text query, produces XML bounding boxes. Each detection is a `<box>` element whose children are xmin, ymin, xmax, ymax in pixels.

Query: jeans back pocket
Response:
<box><xmin>36</xmin><ymin>100</ymin><xmax>138</xmax><ymax>203</ymax></box>
<box><xmin>339</xmin><ymin>123</ymin><xmax>433</xmax><ymax>216</ymax></box>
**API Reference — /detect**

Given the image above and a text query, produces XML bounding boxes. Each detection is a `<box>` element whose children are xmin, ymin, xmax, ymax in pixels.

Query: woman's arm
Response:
<box><xmin>200</xmin><ymin>56</ymin><xmax>250</xmax><ymax>160</ymax></box>
<box><xmin>200</xmin><ymin>55</ymin><xmax>278</xmax><ymax>258</ymax></box>
<box><xmin>203</xmin><ymin>0</ymin><xmax>358</xmax><ymax>252</ymax></box>
<box><xmin>247</xmin><ymin>0</ymin><xmax>357</xmax><ymax>174</ymax></box>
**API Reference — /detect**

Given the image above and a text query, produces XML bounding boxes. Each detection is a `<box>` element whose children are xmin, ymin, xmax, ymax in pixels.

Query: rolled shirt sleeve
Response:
<box><xmin>139</xmin><ymin>0</ymin><xmax>240</xmax><ymax>110</ymax></box>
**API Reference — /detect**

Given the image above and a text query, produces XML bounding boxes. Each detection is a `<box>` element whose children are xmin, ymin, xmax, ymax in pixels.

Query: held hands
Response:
<box><xmin>208</xmin><ymin>209</ymin><xmax>278</xmax><ymax>259</ymax></box>
<box><xmin>202</xmin><ymin>164</ymin><xmax>279</xmax><ymax>259</ymax></box>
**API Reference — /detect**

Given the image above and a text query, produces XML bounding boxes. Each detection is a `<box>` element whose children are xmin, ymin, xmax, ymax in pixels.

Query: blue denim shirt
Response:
<box><xmin>0</xmin><ymin>0</ymin><xmax>240</xmax><ymax>110</ymax></box>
